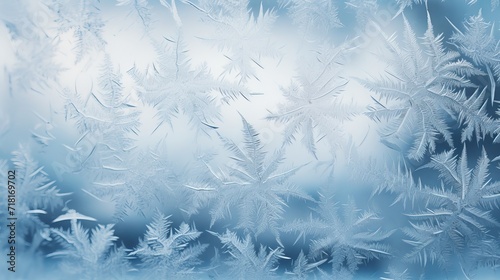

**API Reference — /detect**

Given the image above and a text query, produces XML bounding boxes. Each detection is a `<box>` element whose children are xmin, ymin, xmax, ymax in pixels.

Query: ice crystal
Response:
<box><xmin>282</xmin><ymin>194</ymin><xmax>394</xmax><ymax>277</ymax></box>
<box><xmin>267</xmin><ymin>44</ymin><xmax>358</xmax><ymax>158</ymax></box>
<box><xmin>401</xmin><ymin>148</ymin><xmax>500</xmax><ymax>274</ymax></box>
<box><xmin>363</xmin><ymin>12</ymin><xmax>496</xmax><ymax>160</ymax></box>
<box><xmin>200</xmin><ymin>116</ymin><xmax>308</xmax><ymax>237</ymax></box>
<box><xmin>211</xmin><ymin>230</ymin><xmax>288</xmax><ymax>279</ymax></box>
<box><xmin>49</xmin><ymin>210</ymin><xmax>131</xmax><ymax>279</ymax></box>
<box><xmin>130</xmin><ymin>210</ymin><xmax>207</xmax><ymax>278</ymax></box>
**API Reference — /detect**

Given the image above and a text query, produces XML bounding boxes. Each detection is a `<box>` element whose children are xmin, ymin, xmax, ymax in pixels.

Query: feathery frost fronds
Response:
<box><xmin>62</xmin><ymin>55</ymin><xmax>139</xmax><ymax>185</ymax></box>
<box><xmin>194</xmin><ymin>0</ymin><xmax>278</xmax><ymax>84</ymax></box>
<box><xmin>8</xmin><ymin>145</ymin><xmax>71</xmax><ymax>248</ymax></box>
<box><xmin>129</xmin><ymin>38</ymin><xmax>246</xmax><ymax>132</ymax></box>
<box><xmin>65</xmin><ymin>55</ymin><xmax>139</xmax><ymax>141</ymax></box>
<box><xmin>282</xmin><ymin>194</ymin><xmax>394</xmax><ymax>278</ymax></box>
<box><xmin>50</xmin><ymin>0</ymin><xmax>105</xmax><ymax>62</ymax></box>
<box><xmin>211</xmin><ymin>230</ymin><xmax>288</xmax><ymax>279</ymax></box>
<box><xmin>363</xmin><ymin>12</ymin><xmax>496</xmax><ymax>161</ymax></box>
<box><xmin>2</xmin><ymin>1</ymin><xmax>500</xmax><ymax>279</ymax></box>
<box><xmin>393</xmin><ymin>0</ymin><xmax>427</xmax><ymax>17</ymax></box>
<box><xmin>345</xmin><ymin>0</ymin><xmax>379</xmax><ymax>26</ymax></box>
<box><xmin>49</xmin><ymin>210</ymin><xmax>131</xmax><ymax>279</ymax></box>
<box><xmin>285</xmin><ymin>250</ymin><xmax>328</xmax><ymax>279</ymax></box>
<box><xmin>3</xmin><ymin>1</ymin><xmax>61</xmax><ymax>93</ymax></box>
<box><xmin>12</xmin><ymin>146</ymin><xmax>68</xmax><ymax>212</ymax></box>
<box><xmin>449</xmin><ymin>11</ymin><xmax>500</xmax><ymax>105</ymax></box>
<box><xmin>130</xmin><ymin>210</ymin><xmax>207</xmax><ymax>278</ymax></box>
<box><xmin>399</xmin><ymin>148</ymin><xmax>500</xmax><ymax>275</ymax></box>
<box><xmin>280</xmin><ymin>0</ymin><xmax>341</xmax><ymax>35</ymax></box>
<box><xmin>267</xmin><ymin>44</ymin><xmax>358</xmax><ymax>158</ymax></box>
<box><xmin>202</xmin><ymin>116</ymin><xmax>308</xmax><ymax>237</ymax></box>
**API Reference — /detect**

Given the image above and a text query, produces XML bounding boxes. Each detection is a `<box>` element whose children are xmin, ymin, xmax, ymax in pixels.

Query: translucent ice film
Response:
<box><xmin>1</xmin><ymin>0</ymin><xmax>500</xmax><ymax>279</ymax></box>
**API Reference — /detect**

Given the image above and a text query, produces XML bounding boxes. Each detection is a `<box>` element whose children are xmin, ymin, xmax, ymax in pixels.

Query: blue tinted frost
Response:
<box><xmin>1</xmin><ymin>1</ymin><xmax>500</xmax><ymax>279</ymax></box>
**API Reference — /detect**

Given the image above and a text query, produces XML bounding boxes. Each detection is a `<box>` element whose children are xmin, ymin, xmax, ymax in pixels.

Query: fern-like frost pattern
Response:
<box><xmin>1</xmin><ymin>0</ymin><xmax>500</xmax><ymax>279</ymax></box>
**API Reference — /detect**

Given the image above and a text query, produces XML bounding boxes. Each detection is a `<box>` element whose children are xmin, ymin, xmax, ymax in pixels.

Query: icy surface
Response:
<box><xmin>1</xmin><ymin>0</ymin><xmax>500</xmax><ymax>279</ymax></box>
